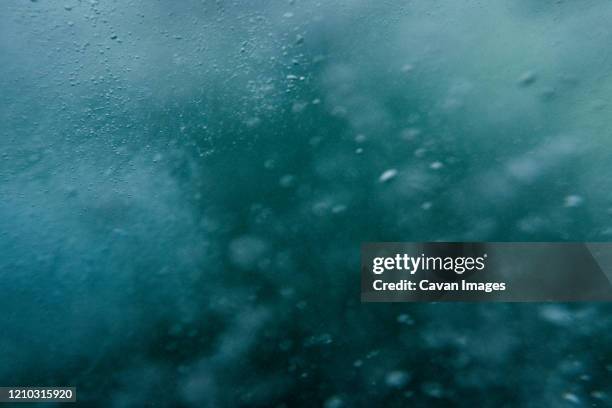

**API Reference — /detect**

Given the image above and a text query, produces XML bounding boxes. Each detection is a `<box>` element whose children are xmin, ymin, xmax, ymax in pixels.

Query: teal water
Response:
<box><xmin>1</xmin><ymin>1</ymin><xmax>612</xmax><ymax>406</ymax></box>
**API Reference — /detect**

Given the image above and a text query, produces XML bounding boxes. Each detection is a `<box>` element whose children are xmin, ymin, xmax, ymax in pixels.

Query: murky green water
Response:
<box><xmin>1</xmin><ymin>1</ymin><xmax>612</xmax><ymax>406</ymax></box>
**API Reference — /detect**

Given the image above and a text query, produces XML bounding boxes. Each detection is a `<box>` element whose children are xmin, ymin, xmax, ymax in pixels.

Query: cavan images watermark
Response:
<box><xmin>371</xmin><ymin>252</ymin><xmax>506</xmax><ymax>293</ymax></box>
<box><xmin>361</xmin><ymin>243</ymin><xmax>612</xmax><ymax>302</ymax></box>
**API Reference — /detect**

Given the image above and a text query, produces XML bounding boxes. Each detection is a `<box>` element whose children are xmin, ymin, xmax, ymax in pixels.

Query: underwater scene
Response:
<box><xmin>1</xmin><ymin>0</ymin><xmax>612</xmax><ymax>406</ymax></box>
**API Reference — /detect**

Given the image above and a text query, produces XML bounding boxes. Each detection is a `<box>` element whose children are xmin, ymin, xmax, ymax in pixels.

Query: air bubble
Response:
<box><xmin>379</xmin><ymin>169</ymin><xmax>398</xmax><ymax>183</ymax></box>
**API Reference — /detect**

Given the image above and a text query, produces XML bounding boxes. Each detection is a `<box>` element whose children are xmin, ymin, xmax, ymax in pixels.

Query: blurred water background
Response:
<box><xmin>1</xmin><ymin>0</ymin><xmax>612</xmax><ymax>406</ymax></box>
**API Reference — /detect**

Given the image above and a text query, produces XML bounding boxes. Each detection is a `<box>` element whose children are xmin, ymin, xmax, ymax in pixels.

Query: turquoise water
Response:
<box><xmin>1</xmin><ymin>1</ymin><xmax>612</xmax><ymax>406</ymax></box>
